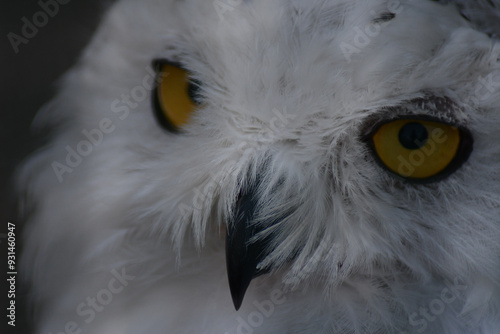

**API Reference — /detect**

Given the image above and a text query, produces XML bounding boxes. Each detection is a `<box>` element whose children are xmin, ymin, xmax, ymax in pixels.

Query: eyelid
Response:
<box><xmin>362</xmin><ymin>114</ymin><xmax>463</xmax><ymax>141</ymax></box>
<box><xmin>153</xmin><ymin>59</ymin><xmax>191</xmax><ymax>76</ymax></box>
<box><xmin>362</xmin><ymin>95</ymin><xmax>465</xmax><ymax>137</ymax></box>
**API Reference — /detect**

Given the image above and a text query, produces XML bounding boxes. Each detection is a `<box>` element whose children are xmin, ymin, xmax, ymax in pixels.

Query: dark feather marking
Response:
<box><xmin>373</xmin><ymin>12</ymin><xmax>396</xmax><ymax>24</ymax></box>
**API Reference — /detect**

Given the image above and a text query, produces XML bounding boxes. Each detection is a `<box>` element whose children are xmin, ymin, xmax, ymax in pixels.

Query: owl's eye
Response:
<box><xmin>153</xmin><ymin>61</ymin><xmax>202</xmax><ymax>131</ymax></box>
<box><xmin>370</xmin><ymin>118</ymin><xmax>473</xmax><ymax>181</ymax></box>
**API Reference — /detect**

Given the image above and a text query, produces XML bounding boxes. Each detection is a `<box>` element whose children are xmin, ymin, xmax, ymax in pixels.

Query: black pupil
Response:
<box><xmin>398</xmin><ymin>122</ymin><xmax>428</xmax><ymax>150</ymax></box>
<box><xmin>187</xmin><ymin>79</ymin><xmax>202</xmax><ymax>105</ymax></box>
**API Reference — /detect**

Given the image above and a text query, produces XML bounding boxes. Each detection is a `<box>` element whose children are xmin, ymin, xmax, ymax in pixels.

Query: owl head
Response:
<box><xmin>21</xmin><ymin>0</ymin><xmax>500</xmax><ymax>333</ymax></box>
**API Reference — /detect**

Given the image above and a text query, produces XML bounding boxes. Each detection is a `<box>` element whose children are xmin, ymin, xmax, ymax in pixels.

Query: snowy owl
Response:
<box><xmin>19</xmin><ymin>0</ymin><xmax>500</xmax><ymax>333</ymax></box>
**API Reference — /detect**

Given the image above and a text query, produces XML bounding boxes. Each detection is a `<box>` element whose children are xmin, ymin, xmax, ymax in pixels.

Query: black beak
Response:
<box><xmin>225</xmin><ymin>186</ymin><xmax>273</xmax><ymax>310</ymax></box>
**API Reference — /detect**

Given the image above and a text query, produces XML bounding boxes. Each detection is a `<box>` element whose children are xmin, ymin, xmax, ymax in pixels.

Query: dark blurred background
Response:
<box><xmin>1</xmin><ymin>1</ymin><xmax>111</xmax><ymax>333</ymax></box>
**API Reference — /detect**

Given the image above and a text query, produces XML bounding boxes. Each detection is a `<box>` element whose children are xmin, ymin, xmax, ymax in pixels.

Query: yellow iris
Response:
<box><xmin>372</xmin><ymin>119</ymin><xmax>461</xmax><ymax>179</ymax></box>
<box><xmin>155</xmin><ymin>63</ymin><xmax>201</xmax><ymax>130</ymax></box>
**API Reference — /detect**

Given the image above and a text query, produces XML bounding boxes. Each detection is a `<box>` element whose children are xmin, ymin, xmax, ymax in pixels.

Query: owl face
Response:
<box><xmin>23</xmin><ymin>0</ymin><xmax>500</xmax><ymax>331</ymax></box>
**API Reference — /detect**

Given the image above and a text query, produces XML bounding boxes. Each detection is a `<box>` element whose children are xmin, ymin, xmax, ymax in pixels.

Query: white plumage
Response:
<box><xmin>20</xmin><ymin>0</ymin><xmax>500</xmax><ymax>333</ymax></box>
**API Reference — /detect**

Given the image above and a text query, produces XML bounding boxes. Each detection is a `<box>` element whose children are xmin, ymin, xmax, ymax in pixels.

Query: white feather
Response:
<box><xmin>19</xmin><ymin>0</ymin><xmax>500</xmax><ymax>333</ymax></box>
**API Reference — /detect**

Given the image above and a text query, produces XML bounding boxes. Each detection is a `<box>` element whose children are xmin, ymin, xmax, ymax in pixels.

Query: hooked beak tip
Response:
<box><xmin>225</xmin><ymin>189</ymin><xmax>272</xmax><ymax>310</ymax></box>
